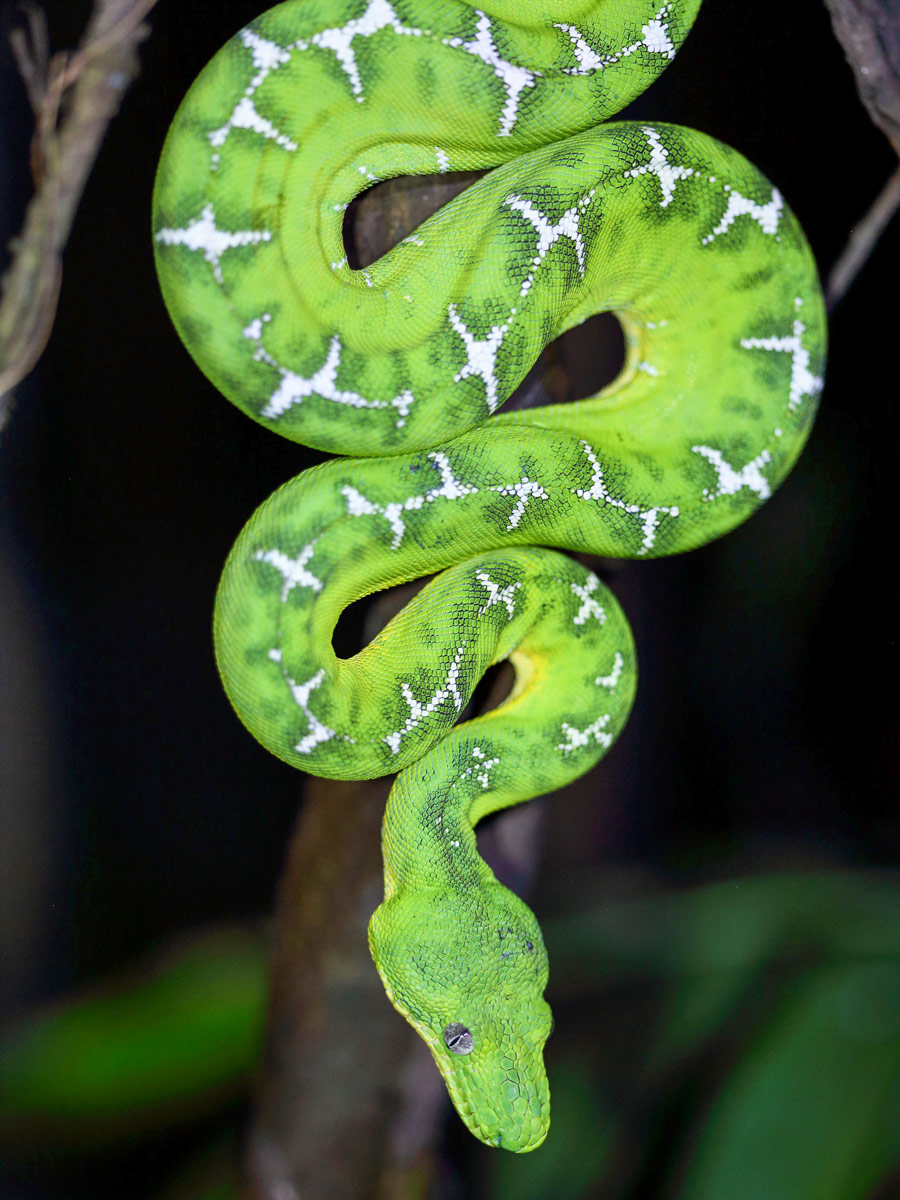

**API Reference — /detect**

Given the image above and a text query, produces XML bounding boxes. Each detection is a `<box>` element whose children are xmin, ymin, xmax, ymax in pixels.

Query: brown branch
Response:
<box><xmin>822</xmin><ymin>0</ymin><xmax>900</xmax><ymax>310</ymax></box>
<box><xmin>822</xmin><ymin>0</ymin><xmax>900</xmax><ymax>154</ymax></box>
<box><xmin>242</xmin><ymin>774</ymin><xmax>417</xmax><ymax>1200</ymax></box>
<box><xmin>826</xmin><ymin>163</ymin><xmax>900</xmax><ymax>312</ymax></box>
<box><xmin>0</xmin><ymin>0</ymin><xmax>158</xmax><ymax>429</ymax></box>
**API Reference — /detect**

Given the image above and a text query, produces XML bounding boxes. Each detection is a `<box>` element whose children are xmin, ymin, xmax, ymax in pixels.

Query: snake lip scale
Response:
<box><xmin>153</xmin><ymin>0</ymin><xmax>826</xmax><ymax>1152</ymax></box>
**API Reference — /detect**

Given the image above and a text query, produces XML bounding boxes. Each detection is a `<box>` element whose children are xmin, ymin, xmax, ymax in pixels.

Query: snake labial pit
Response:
<box><xmin>153</xmin><ymin>0</ymin><xmax>825</xmax><ymax>1151</ymax></box>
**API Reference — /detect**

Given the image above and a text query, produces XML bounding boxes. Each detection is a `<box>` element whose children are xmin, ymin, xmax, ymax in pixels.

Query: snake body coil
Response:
<box><xmin>153</xmin><ymin>0</ymin><xmax>825</xmax><ymax>1151</ymax></box>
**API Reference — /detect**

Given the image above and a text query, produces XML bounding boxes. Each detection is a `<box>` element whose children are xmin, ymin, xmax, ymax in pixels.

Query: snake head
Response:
<box><xmin>368</xmin><ymin>883</ymin><xmax>553</xmax><ymax>1152</ymax></box>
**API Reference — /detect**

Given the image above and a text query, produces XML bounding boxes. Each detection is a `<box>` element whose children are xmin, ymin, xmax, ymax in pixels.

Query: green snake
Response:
<box><xmin>152</xmin><ymin>0</ymin><xmax>826</xmax><ymax>1152</ymax></box>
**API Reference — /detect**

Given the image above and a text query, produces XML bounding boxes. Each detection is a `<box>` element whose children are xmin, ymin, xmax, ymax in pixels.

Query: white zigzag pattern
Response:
<box><xmin>242</xmin><ymin>316</ymin><xmax>414</xmax><ymax>425</ymax></box>
<box><xmin>154</xmin><ymin>204</ymin><xmax>271</xmax><ymax>284</ymax></box>
<box><xmin>489</xmin><ymin>476</ymin><xmax>549</xmax><ymax>530</ymax></box>
<box><xmin>459</xmin><ymin>744</ymin><xmax>500</xmax><ymax>790</ymax></box>
<box><xmin>558</xmin><ymin>713</ymin><xmax>613</xmax><ymax>754</ymax></box>
<box><xmin>740</xmin><ymin>305</ymin><xmax>823</xmax><ymax>411</ymax></box>
<box><xmin>572</xmin><ymin>440</ymin><xmax>679</xmax><ymax>554</ymax></box>
<box><xmin>626</xmin><ymin>126</ymin><xmax>693</xmax><ymax>207</ymax></box>
<box><xmin>692</xmin><ymin>445</ymin><xmax>773</xmax><ymax>501</ymax></box>
<box><xmin>284</xmin><ymin>668</ymin><xmax>336</xmax><ymax>755</ymax></box>
<box><xmin>298</xmin><ymin>0</ymin><xmax>423</xmax><ymax>101</ymax></box>
<box><xmin>476</xmin><ymin>570</ymin><xmax>521</xmax><ymax>618</ymax></box>
<box><xmin>448</xmin><ymin>304</ymin><xmax>511</xmax><ymax>414</ymax></box>
<box><xmin>701</xmin><ymin>186</ymin><xmax>783</xmax><ymax>245</ymax></box>
<box><xmin>444</xmin><ymin>10</ymin><xmax>537</xmax><ymax>137</ymax></box>
<box><xmin>504</xmin><ymin>190</ymin><xmax>595</xmax><ymax>297</ymax></box>
<box><xmin>342</xmin><ymin>452</ymin><xmax>478</xmax><ymax>550</ymax></box>
<box><xmin>596</xmin><ymin>652</ymin><xmax>625</xmax><ymax>690</ymax></box>
<box><xmin>254</xmin><ymin>542</ymin><xmax>322</xmax><ymax>600</ymax></box>
<box><xmin>384</xmin><ymin>644</ymin><xmax>467</xmax><ymax>755</ymax></box>
<box><xmin>554</xmin><ymin>3</ymin><xmax>674</xmax><ymax>74</ymax></box>
<box><xmin>569</xmin><ymin>574</ymin><xmax>606</xmax><ymax>626</ymax></box>
<box><xmin>208</xmin><ymin>29</ymin><xmax>295</xmax><ymax>168</ymax></box>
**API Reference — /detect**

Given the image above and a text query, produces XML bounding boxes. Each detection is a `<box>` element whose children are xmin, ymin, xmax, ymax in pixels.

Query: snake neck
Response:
<box><xmin>380</xmin><ymin>733</ymin><xmax>504</xmax><ymax>900</ymax></box>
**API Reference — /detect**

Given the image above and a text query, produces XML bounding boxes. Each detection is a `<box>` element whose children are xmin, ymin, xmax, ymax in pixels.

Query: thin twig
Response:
<box><xmin>0</xmin><ymin>0</ymin><xmax>159</xmax><ymax>430</ymax></box>
<box><xmin>822</xmin><ymin>0</ymin><xmax>900</xmax><ymax>310</ymax></box>
<box><xmin>826</xmin><ymin>164</ymin><xmax>900</xmax><ymax>312</ymax></box>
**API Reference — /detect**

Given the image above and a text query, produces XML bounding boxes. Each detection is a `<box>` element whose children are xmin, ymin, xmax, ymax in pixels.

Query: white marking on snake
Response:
<box><xmin>206</xmin><ymin>30</ymin><xmax>294</xmax><ymax>167</ymax></box>
<box><xmin>553</xmin><ymin>21</ymin><xmax>604</xmax><ymax>72</ymax></box>
<box><xmin>343</xmin><ymin>451</ymin><xmax>478</xmax><ymax>550</ymax></box>
<box><xmin>444</xmin><ymin>11</ymin><xmax>537</xmax><ymax>136</ymax></box>
<box><xmin>701</xmin><ymin>186</ymin><xmax>783</xmax><ymax>245</ymax></box>
<box><xmin>596</xmin><ymin>651</ymin><xmax>625</xmax><ymax>690</ymax></box>
<box><xmin>460</xmin><ymin>744</ymin><xmax>500</xmax><ymax>789</ymax></box>
<box><xmin>384</xmin><ymin>643</ymin><xmax>467</xmax><ymax>755</ymax></box>
<box><xmin>569</xmin><ymin>574</ymin><xmax>606</xmax><ymax>626</ymax></box>
<box><xmin>692</xmin><ymin>445</ymin><xmax>773</xmax><ymax>501</ymax></box>
<box><xmin>241</xmin><ymin>322</ymin><xmax>415</xmax><ymax>424</ymax></box>
<box><xmin>209</xmin><ymin>96</ymin><xmax>297</xmax><ymax>161</ymax></box>
<box><xmin>626</xmin><ymin>126</ymin><xmax>694</xmax><ymax>207</ymax></box>
<box><xmin>154</xmin><ymin>205</ymin><xmax>271</xmax><ymax>284</ymax></box>
<box><xmin>740</xmin><ymin>316</ymin><xmax>823</xmax><ymax>410</ymax></box>
<box><xmin>489</xmin><ymin>476</ymin><xmax>549</xmax><ymax>530</ymax></box>
<box><xmin>555</xmin><ymin>4</ymin><xmax>674</xmax><ymax>74</ymax></box>
<box><xmin>242</xmin><ymin>28</ymin><xmax>292</xmax><ymax>89</ymax></box>
<box><xmin>448</xmin><ymin>304</ymin><xmax>510</xmax><ymax>413</ymax></box>
<box><xmin>390</xmin><ymin>391</ymin><xmax>416</xmax><ymax>427</ymax></box>
<box><xmin>254</xmin><ymin>543</ymin><xmax>323</xmax><ymax>600</ymax></box>
<box><xmin>572</xmin><ymin>440</ymin><xmax>679</xmax><ymax>554</ymax></box>
<box><xmin>558</xmin><ymin>713</ymin><xmax>613</xmax><ymax>754</ymax></box>
<box><xmin>296</xmin><ymin>0</ymin><xmax>422</xmax><ymax>101</ymax></box>
<box><xmin>505</xmin><ymin>190</ymin><xmax>595</xmax><ymax>297</ymax></box>
<box><xmin>435</xmin><ymin>147</ymin><xmax>450</xmax><ymax>172</ymax></box>
<box><xmin>283</xmin><ymin>668</ymin><xmax>336</xmax><ymax>755</ymax></box>
<box><xmin>476</xmin><ymin>570</ymin><xmax>521</xmax><ymax>618</ymax></box>
<box><xmin>637</xmin><ymin>361</ymin><xmax>659</xmax><ymax>376</ymax></box>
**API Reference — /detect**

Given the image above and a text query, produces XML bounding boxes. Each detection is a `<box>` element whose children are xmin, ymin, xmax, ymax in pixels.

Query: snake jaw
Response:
<box><xmin>425</xmin><ymin>1014</ymin><xmax>552</xmax><ymax>1153</ymax></box>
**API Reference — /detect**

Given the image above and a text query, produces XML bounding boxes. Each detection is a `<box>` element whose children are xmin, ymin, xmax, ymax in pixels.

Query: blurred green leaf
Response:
<box><xmin>650</xmin><ymin>966</ymin><xmax>759</xmax><ymax>1069</ymax></box>
<box><xmin>546</xmin><ymin>872</ymin><xmax>900</xmax><ymax>988</ymax></box>
<box><xmin>157</xmin><ymin>1134</ymin><xmax>240</xmax><ymax>1200</ymax></box>
<box><xmin>676</xmin><ymin>962</ymin><xmax>900</xmax><ymax>1200</ymax></box>
<box><xmin>0</xmin><ymin>926</ymin><xmax>266</xmax><ymax>1150</ymax></box>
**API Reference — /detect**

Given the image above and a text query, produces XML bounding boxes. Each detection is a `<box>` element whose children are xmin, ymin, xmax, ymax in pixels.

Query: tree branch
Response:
<box><xmin>0</xmin><ymin>0</ymin><xmax>158</xmax><ymax>429</ymax></box>
<box><xmin>822</xmin><ymin>0</ymin><xmax>900</xmax><ymax>310</ymax></box>
<box><xmin>825</xmin><ymin>163</ymin><xmax>900</xmax><ymax>312</ymax></box>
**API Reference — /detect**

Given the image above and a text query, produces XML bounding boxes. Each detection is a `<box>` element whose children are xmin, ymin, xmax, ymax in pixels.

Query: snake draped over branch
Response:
<box><xmin>152</xmin><ymin>0</ymin><xmax>826</xmax><ymax>1153</ymax></box>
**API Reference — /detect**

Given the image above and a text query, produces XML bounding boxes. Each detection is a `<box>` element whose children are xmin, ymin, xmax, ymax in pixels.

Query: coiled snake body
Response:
<box><xmin>153</xmin><ymin>0</ymin><xmax>825</xmax><ymax>1151</ymax></box>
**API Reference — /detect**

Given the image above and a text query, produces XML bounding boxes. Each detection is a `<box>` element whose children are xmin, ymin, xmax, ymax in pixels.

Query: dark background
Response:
<box><xmin>1</xmin><ymin>0</ymin><xmax>897</xmax><ymax>1194</ymax></box>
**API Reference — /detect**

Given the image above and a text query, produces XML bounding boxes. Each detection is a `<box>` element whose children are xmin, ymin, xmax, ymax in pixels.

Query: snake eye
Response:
<box><xmin>443</xmin><ymin>1022</ymin><xmax>474</xmax><ymax>1055</ymax></box>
